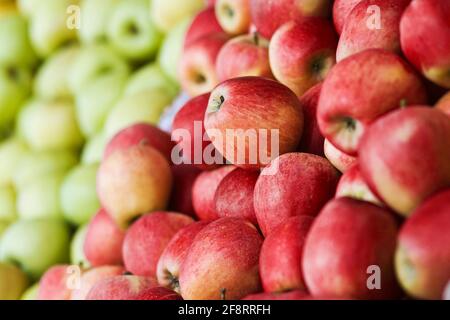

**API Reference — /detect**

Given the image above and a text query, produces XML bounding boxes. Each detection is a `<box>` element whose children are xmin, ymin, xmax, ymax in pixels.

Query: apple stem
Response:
<box><xmin>220</xmin><ymin>288</ymin><xmax>227</xmax><ymax>300</ymax></box>
<box><xmin>123</xmin><ymin>271</ymin><xmax>133</xmax><ymax>276</ymax></box>
<box><xmin>253</xmin><ymin>32</ymin><xmax>259</xmax><ymax>46</ymax></box>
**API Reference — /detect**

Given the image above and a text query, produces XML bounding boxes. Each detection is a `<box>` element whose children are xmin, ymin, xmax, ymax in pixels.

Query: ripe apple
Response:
<box><xmin>332</xmin><ymin>0</ymin><xmax>363</xmax><ymax>35</ymax></box>
<box><xmin>38</xmin><ymin>264</ymin><xmax>74</xmax><ymax>300</ymax></box>
<box><xmin>169</xmin><ymin>164</ymin><xmax>202</xmax><ymax>217</ymax></box>
<box><xmin>323</xmin><ymin>139</ymin><xmax>356</xmax><ymax>173</ymax></box>
<box><xmin>157</xmin><ymin>221</ymin><xmax>209</xmax><ymax>292</ymax></box>
<box><xmin>17</xmin><ymin>0</ymin><xmax>38</xmax><ymax>17</ymax></box>
<box><xmin>84</xmin><ymin>209</ymin><xmax>125</xmax><ymax>267</ymax></box>
<box><xmin>436</xmin><ymin>92</ymin><xmax>450</xmax><ymax>117</ymax></box>
<box><xmin>216</xmin><ymin>33</ymin><xmax>272</xmax><ymax>82</ymax></box>
<box><xmin>0</xmin><ymin>184</ymin><xmax>17</xmax><ymax>223</ymax></box>
<box><xmin>204</xmin><ymin>77</ymin><xmax>304</xmax><ymax>169</ymax></box>
<box><xmin>400</xmin><ymin>0</ymin><xmax>450</xmax><ymax>88</ymax></box>
<box><xmin>0</xmin><ymin>221</ymin><xmax>10</xmax><ymax>239</ymax></box>
<box><xmin>0</xmin><ymin>137</ymin><xmax>28</xmax><ymax>186</ymax></box>
<box><xmin>254</xmin><ymin>153</ymin><xmax>339</xmax><ymax>236</ymax></box>
<box><xmin>122</xmin><ymin>212</ymin><xmax>194</xmax><ymax>277</ymax></box>
<box><xmin>395</xmin><ymin>188</ymin><xmax>450</xmax><ymax>300</ymax></box>
<box><xmin>185</xmin><ymin>7</ymin><xmax>223</xmax><ymax>47</ymax></box>
<box><xmin>0</xmin><ymin>219</ymin><xmax>70</xmax><ymax>280</ymax></box>
<box><xmin>78</xmin><ymin>0</ymin><xmax>120</xmax><ymax>44</ymax></box>
<box><xmin>70</xmin><ymin>224</ymin><xmax>90</xmax><ymax>268</ymax></box>
<box><xmin>192</xmin><ymin>166</ymin><xmax>236</xmax><ymax>220</ymax></box>
<box><xmin>179</xmin><ymin>217</ymin><xmax>263</xmax><ymax>300</ymax></box>
<box><xmin>0</xmin><ymin>262</ymin><xmax>29</xmax><ymax>300</ymax></box>
<box><xmin>303</xmin><ymin>198</ymin><xmax>400</xmax><ymax>299</ymax></box>
<box><xmin>250</xmin><ymin>0</ymin><xmax>332</xmax><ymax>39</ymax></box>
<box><xmin>21</xmin><ymin>283</ymin><xmax>39</xmax><ymax>300</ymax></box>
<box><xmin>215</xmin><ymin>0</ymin><xmax>251</xmax><ymax>35</ymax></box>
<box><xmin>243</xmin><ymin>290</ymin><xmax>308</xmax><ymax>300</ymax></box>
<box><xmin>317</xmin><ymin>49</ymin><xmax>427</xmax><ymax>155</ymax></box>
<box><xmin>81</xmin><ymin>133</ymin><xmax>108</xmax><ymax>165</ymax></box>
<box><xmin>359</xmin><ymin>107</ymin><xmax>450</xmax><ymax>216</ymax></box>
<box><xmin>269</xmin><ymin>18</ymin><xmax>338</xmax><ymax>98</ymax></box>
<box><xmin>259</xmin><ymin>216</ymin><xmax>314</xmax><ymax>293</ymax></box>
<box><xmin>150</xmin><ymin>0</ymin><xmax>205</xmax><ymax>33</ymax></box>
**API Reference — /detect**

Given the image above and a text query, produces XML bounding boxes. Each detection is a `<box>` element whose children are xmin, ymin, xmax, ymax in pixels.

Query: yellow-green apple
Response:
<box><xmin>169</xmin><ymin>164</ymin><xmax>202</xmax><ymax>217</ymax></box>
<box><xmin>70</xmin><ymin>224</ymin><xmax>90</xmax><ymax>268</ymax></box>
<box><xmin>297</xmin><ymin>83</ymin><xmax>324</xmax><ymax>156</ymax></box>
<box><xmin>71</xmin><ymin>265</ymin><xmax>125</xmax><ymax>300</ymax></box>
<box><xmin>185</xmin><ymin>7</ymin><xmax>223</xmax><ymax>47</ymax></box>
<box><xmin>400</xmin><ymin>0</ymin><xmax>450</xmax><ymax>88</ymax></box>
<box><xmin>0</xmin><ymin>184</ymin><xmax>17</xmax><ymax>222</ymax></box>
<box><xmin>324</xmin><ymin>139</ymin><xmax>357</xmax><ymax>173</ymax></box>
<box><xmin>215</xmin><ymin>0</ymin><xmax>251</xmax><ymax>35</ymax></box>
<box><xmin>179</xmin><ymin>32</ymin><xmax>229</xmax><ymax>97</ymax></box>
<box><xmin>17</xmin><ymin>0</ymin><xmax>38</xmax><ymax>17</ymax></box>
<box><xmin>84</xmin><ymin>209</ymin><xmax>125</xmax><ymax>267</ymax></box>
<box><xmin>78</xmin><ymin>0</ymin><xmax>120</xmax><ymax>44</ymax></box>
<box><xmin>259</xmin><ymin>216</ymin><xmax>314</xmax><ymax>293</ymax></box>
<box><xmin>317</xmin><ymin>49</ymin><xmax>427</xmax><ymax>155</ymax></box>
<box><xmin>60</xmin><ymin>164</ymin><xmax>100</xmax><ymax>226</ymax></box>
<box><xmin>335</xmin><ymin>164</ymin><xmax>383</xmax><ymax>206</ymax></box>
<box><xmin>157</xmin><ymin>221</ymin><xmax>209</xmax><ymax>292</ymax></box>
<box><xmin>38</xmin><ymin>264</ymin><xmax>75</xmax><ymax>300</ymax></box>
<box><xmin>0</xmin><ymin>221</ymin><xmax>9</xmax><ymax>239</ymax></box>
<box><xmin>216</xmin><ymin>33</ymin><xmax>272</xmax><ymax>82</ymax></box>
<box><xmin>0</xmin><ymin>262</ymin><xmax>28</xmax><ymax>300</ymax></box>
<box><xmin>192</xmin><ymin>166</ymin><xmax>236</xmax><ymax>220</ymax></box>
<box><xmin>359</xmin><ymin>107</ymin><xmax>450</xmax><ymax>216</ymax></box>
<box><xmin>97</xmin><ymin>144</ymin><xmax>173</xmax><ymax>228</ymax></box>
<box><xmin>336</xmin><ymin>0</ymin><xmax>411</xmax><ymax>62</ymax></box>
<box><xmin>21</xmin><ymin>283</ymin><xmax>39</xmax><ymax>300</ymax></box>
<box><xmin>243</xmin><ymin>290</ymin><xmax>308</xmax><ymax>300</ymax></box>
<box><xmin>150</xmin><ymin>0</ymin><xmax>205</xmax><ymax>33</ymax></box>
<box><xmin>269</xmin><ymin>18</ymin><xmax>337</xmax><ymax>97</ymax></box>
<box><xmin>254</xmin><ymin>153</ymin><xmax>339</xmax><ymax>236</ymax></box>
<box><xmin>204</xmin><ymin>77</ymin><xmax>304</xmax><ymax>169</ymax></box>
<box><xmin>214</xmin><ymin>168</ymin><xmax>259</xmax><ymax>225</ymax></box>
<box><xmin>0</xmin><ymin>137</ymin><xmax>28</xmax><ymax>186</ymax></box>
<box><xmin>332</xmin><ymin>0</ymin><xmax>363</xmax><ymax>34</ymax></box>
<box><xmin>303</xmin><ymin>197</ymin><xmax>400</xmax><ymax>299</ymax></box>
<box><xmin>436</xmin><ymin>92</ymin><xmax>450</xmax><ymax>116</ymax></box>
<box><xmin>250</xmin><ymin>0</ymin><xmax>332</xmax><ymax>39</ymax></box>
<box><xmin>395</xmin><ymin>188</ymin><xmax>450</xmax><ymax>300</ymax></box>
<box><xmin>0</xmin><ymin>219</ymin><xmax>70</xmax><ymax>280</ymax></box>
<box><xmin>179</xmin><ymin>217</ymin><xmax>263</xmax><ymax>299</ymax></box>
<box><xmin>107</xmin><ymin>0</ymin><xmax>162</xmax><ymax>62</ymax></box>
<box><xmin>81</xmin><ymin>133</ymin><xmax>108</xmax><ymax>165</ymax></box>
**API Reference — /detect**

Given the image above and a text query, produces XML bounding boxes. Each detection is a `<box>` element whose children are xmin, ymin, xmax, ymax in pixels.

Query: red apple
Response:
<box><xmin>156</xmin><ymin>221</ymin><xmax>210</xmax><ymax>293</ymax></box>
<box><xmin>332</xmin><ymin>0</ymin><xmax>363</xmax><ymax>35</ymax></box>
<box><xmin>84</xmin><ymin>209</ymin><xmax>126</xmax><ymax>267</ymax></box>
<box><xmin>243</xmin><ymin>290</ymin><xmax>309</xmax><ymax>300</ymax></box>
<box><xmin>303</xmin><ymin>198</ymin><xmax>400</xmax><ymax>299</ymax></box>
<box><xmin>249</xmin><ymin>0</ymin><xmax>332</xmax><ymax>39</ymax></box>
<box><xmin>359</xmin><ymin>107</ymin><xmax>450</xmax><ymax>216</ymax></box>
<box><xmin>97</xmin><ymin>144</ymin><xmax>173</xmax><ymax>229</ymax></box>
<box><xmin>254</xmin><ymin>153</ymin><xmax>339</xmax><ymax>236</ymax></box>
<box><xmin>259</xmin><ymin>216</ymin><xmax>314</xmax><ymax>293</ymax></box>
<box><xmin>169</xmin><ymin>164</ymin><xmax>202</xmax><ymax>217</ymax></box>
<box><xmin>192</xmin><ymin>165</ymin><xmax>236</xmax><ymax>220</ymax></box>
<box><xmin>215</xmin><ymin>0</ymin><xmax>251</xmax><ymax>35</ymax></box>
<box><xmin>122</xmin><ymin>212</ymin><xmax>194</xmax><ymax>277</ymax></box>
<box><xmin>216</xmin><ymin>33</ymin><xmax>272</xmax><ymax>82</ymax></box>
<box><xmin>336</xmin><ymin>0</ymin><xmax>411</xmax><ymax>62</ymax></box>
<box><xmin>317</xmin><ymin>49</ymin><xmax>427</xmax><ymax>155</ymax></box>
<box><xmin>185</xmin><ymin>7</ymin><xmax>224</xmax><ymax>47</ymax></box>
<box><xmin>395</xmin><ymin>188</ymin><xmax>450</xmax><ymax>300</ymax></box>
<box><xmin>400</xmin><ymin>0</ymin><xmax>450</xmax><ymax>88</ymax></box>
<box><xmin>436</xmin><ymin>91</ymin><xmax>450</xmax><ymax>117</ymax></box>
<box><xmin>323</xmin><ymin>139</ymin><xmax>357</xmax><ymax>173</ymax></box>
<box><xmin>269</xmin><ymin>18</ymin><xmax>338</xmax><ymax>98</ymax></box>
<box><xmin>179</xmin><ymin>217</ymin><xmax>263</xmax><ymax>300</ymax></box>
<box><xmin>214</xmin><ymin>167</ymin><xmax>259</xmax><ymax>225</ymax></box>
<box><xmin>204</xmin><ymin>77</ymin><xmax>304</xmax><ymax>169</ymax></box>
<box><xmin>38</xmin><ymin>265</ymin><xmax>74</xmax><ymax>300</ymax></box>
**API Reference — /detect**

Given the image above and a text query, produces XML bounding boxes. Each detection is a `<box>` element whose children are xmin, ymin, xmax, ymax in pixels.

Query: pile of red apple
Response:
<box><xmin>37</xmin><ymin>0</ymin><xmax>450</xmax><ymax>301</ymax></box>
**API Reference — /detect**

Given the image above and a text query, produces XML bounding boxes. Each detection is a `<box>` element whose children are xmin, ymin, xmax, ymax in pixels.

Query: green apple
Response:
<box><xmin>0</xmin><ymin>137</ymin><xmax>28</xmax><ymax>186</ymax></box>
<box><xmin>17</xmin><ymin>171</ymin><xmax>65</xmax><ymax>220</ymax></box>
<box><xmin>68</xmin><ymin>44</ymin><xmax>130</xmax><ymax>94</ymax></box>
<box><xmin>0</xmin><ymin>219</ymin><xmax>71</xmax><ymax>280</ymax></box>
<box><xmin>81</xmin><ymin>133</ymin><xmax>108</xmax><ymax>165</ymax></box>
<box><xmin>60</xmin><ymin>164</ymin><xmax>100</xmax><ymax>226</ymax></box>
<box><xmin>70</xmin><ymin>224</ymin><xmax>90</xmax><ymax>268</ymax></box>
<box><xmin>17</xmin><ymin>0</ymin><xmax>39</xmax><ymax>17</ymax></box>
<box><xmin>17</xmin><ymin>98</ymin><xmax>84</xmax><ymax>151</ymax></box>
<box><xmin>0</xmin><ymin>262</ymin><xmax>29</xmax><ymax>300</ymax></box>
<box><xmin>0</xmin><ymin>184</ymin><xmax>17</xmax><ymax>223</ymax></box>
<box><xmin>107</xmin><ymin>0</ymin><xmax>162</xmax><ymax>62</ymax></box>
<box><xmin>150</xmin><ymin>0</ymin><xmax>204</xmax><ymax>33</ymax></box>
<box><xmin>104</xmin><ymin>89</ymin><xmax>173</xmax><ymax>137</ymax></box>
<box><xmin>157</xmin><ymin>18</ymin><xmax>190</xmax><ymax>82</ymax></box>
<box><xmin>34</xmin><ymin>45</ymin><xmax>80</xmax><ymax>100</ymax></box>
<box><xmin>75</xmin><ymin>72</ymin><xmax>128</xmax><ymax>138</ymax></box>
<box><xmin>78</xmin><ymin>0</ymin><xmax>120</xmax><ymax>44</ymax></box>
<box><xmin>21</xmin><ymin>282</ymin><xmax>39</xmax><ymax>300</ymax></box>
<box><xmin>0</xmin><ymin>221</ymin><xmax>10</xmax><ymax>240</ymax></box>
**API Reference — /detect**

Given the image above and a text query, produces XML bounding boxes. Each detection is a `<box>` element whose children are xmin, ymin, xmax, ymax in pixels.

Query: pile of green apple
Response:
<box><xmin>0</xmin><ymin>0</ymin><xmax>206</xmax><ymax>300</ymax></box>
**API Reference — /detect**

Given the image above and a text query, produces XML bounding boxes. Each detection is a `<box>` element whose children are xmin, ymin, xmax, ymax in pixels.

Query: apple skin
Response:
<box><xmin>243</xmin><ymin>290</ymin><xmax>308</xmax><ymax>300</ymax></box>
<box><xmin>216</xmin><ymin>33</ymin><xmax>272</xmax><ymax>82</ymax></box>
<box><xmin>169</xmin><ymin>164</ymin><xmax>202</xmax><ymax>217</ymax></box>
<box><xmin>332</xmin><ymin>0</ymin><xmax>363</xmax><ymax>35</ymax></box>
<box><xmin>122</xmin><ymin>212</ymin><xmax>194</xmax><ymax>277</ymax></box>
<box><xmin>317</xmin><ymin>49</ymin><xmax>428</xmax><ymax>155</ymax></box>
<box><xmin>84</xmin><ymin>209</ymin><xmax>126</xmax><ymax>267</ymax></box>
<box><xmin>97</xmin><ymin>144</ymin><xmax>173</xmax><ymax>229</ymax></box>
<box><xmin>254</xmin><ymin>153</ymin><xmax>339</xmax><ymax>236</ymax></box>
<box><xmin>78</xmin><ymin>0</ymin><xmax>120</xmax><ymax>44</ymax></box>
<box><xmin>204</xmin><ymin>77</ymin><xmax>304</xmax><ymax>169</ymax></box>
<box><xmin>0</xmin><ymin>184</ymin><xmax>17</xmax><ymax>223</ymax></box>
<box><xmin>156</xmin><ymin>221</ymin><xmax>210</xmax><ymax>293</ymax></box>
<box><xmin>185</xmin><ymin>7</ymin><xmax>223</xmax><ymax>47</ymax></box>
<box><xmin>297</xmin><ymin>83</ymin><xmax>325</xmax><ymax>156</ymax></box>
<box><xmin>444</xmin><ymin>282</ymin><xmax>450</xmax><ymax>300</ymax></box>
<box><xmin>436</xmin><ymin>92</ymin><xmax>450</xmax><ymax>117</ymax></box>
<box><xmin>70</xmin><ymin>224</ymin><xmax>90</xmax><ymax>268</ymax></box>
<box><xmin>400</xmin><ymin>0</ymin><xmax>450</xmax><ymax>89</ymax></box>
<box><xmin>179</xmin><ymin>32</ymin><xmax>229</xmax><ymax>97</ymax></box>
<box><xmin>0</xmin><ymin>137</ymin><xmax>28</xmax><ymax>187</ymax></box>
<box><xmin>323</xmin><ymin>139</ymin><xmax>357</xmax><ymax>173</ymax></box>
<box><xmin>269</xmin><ymin>18</ymin><xmax>338</xmax><ymax>98</ymax></box>
<box><xmin>395</xmin><ymin>188</ymin><xmax>450</xmax><ymax>300</ymax></box>
<box><xmin>38</xmin><ymin>265</ymin><xmax>74</xmax><ymax>300</ymax></box>
<box><xmin>0</xmin><ymin>262</ymin><xmax>29</xmax><ymax>300</ymax></box>
<box><xmin>259</xmin><ymin>216</ymin><xmax>314</xmax><ymax>293</ymax></box>
<box><xmin>71</xmin><ymin>265</ymin><xmax>126</xmax><ymax>300</ymax></box>
<box><xmin>179</xmin><ymin>217</ymin><xmax>263</xmax><ymax>300</ymax></box>
<box><xmin>215</xmin><ymin>0</ymin><xmax>251</xmax><ymax>35</ymax></box>
<box><xmin>192</xmin><ymin>166</ymin><xmax>236</xmax><ymax>220</ymax></box>
<box><xmin>151</xmin><ymin>0</ymin><xmax>205</xmax><ymax>33</ymax></box>
<box><xmin>359</xmin><ymin>107</ymin><xmax>450</xmax><ymax>216</ymax></box>
<box><xmin>336</xmin><ymin>0</ymin><xmax>411</xmax><ymax>62</ymax></box>
<box><xmin>214</xmin><ymin>168</ymin><xmax>259</xmax><ymax>225</ymax></box>
<box><xmin>303</xmin><ymin>197</ymin><xmax>400</xmax><ymax>300</ymax></box>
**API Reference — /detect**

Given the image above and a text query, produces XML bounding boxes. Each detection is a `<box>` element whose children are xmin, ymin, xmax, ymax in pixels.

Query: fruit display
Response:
<box><xmin>0</xmin><ymin>0</ymin><xmax>449</xmax><ymax>303</ymax></box>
